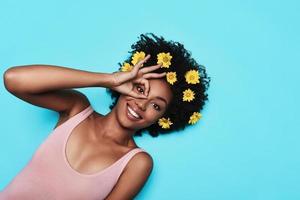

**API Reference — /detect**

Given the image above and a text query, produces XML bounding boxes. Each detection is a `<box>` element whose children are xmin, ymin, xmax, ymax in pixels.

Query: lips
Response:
<box><xmin>126</xmin><ymin>103</ymin><xmax>142</xmax><ymax>121</ymax></box>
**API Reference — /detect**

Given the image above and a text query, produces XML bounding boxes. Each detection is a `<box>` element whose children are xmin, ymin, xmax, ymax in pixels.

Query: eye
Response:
<box><xmin>152</xmin><ymin>103</ymin><xmax>161</xmax><ymax>111</ymax></box>
<box><xmin>136</xmin><ymin>85</ymin><xmax>144</xmax><ymax>94</ymax></box>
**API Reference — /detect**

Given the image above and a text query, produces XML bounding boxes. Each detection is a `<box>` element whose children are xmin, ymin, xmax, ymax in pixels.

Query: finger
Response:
<box><xmin>132</xmin><ymin>78</ymin><xmax>149</xmax><ymax>96</ymax></box>
<box><xmin>139</xmin><ymin>78</ymin><xmax>150</xmax><ymax>96</ymax></box>
<box><xmin>143</xmin><ymin>72</ymin><xmax>166</xmax><ymax>79</ymax></box>
<box><xmin>129</xmin><ymin>54</ymin><xmax>151</xmax><ymax>78</ymax></box>
<box><xmin>131</xmin><ymin>77</ymin><xmax>149</xmax><ymax>96</ymax></box>
<box><xmin>128</xmin><ymin>54</ymin><xmax>152</xmax><ymax>82</ymax></box>
<box><xmin>128</xmin><ymin>90</ymin><xmax>147</xmax><ymax>99</ymax></box>
<box><xmin>130</xmin><ymin>65</ymin><xmax>139</xmax><ymax>77</ymax></box>
<box><xmin>136</xmin><ymin>54</ymin><xmax>151</xmax><ymax>68</ymax></box>
<box><xmin>132</xmin><ymin>77</ymin><xmax>143</xmax><ymax>84</ymax></box>
<box><xmin>142</xmin><ymin>54</ymin><xmax>151</xmax><ymax>63</ymax></box>
<box><xmin>129</xmin><ymin>61</ymin><xmax>143</xmax><ymax>78</ymax></box>
<box><xmin>140</xmin><ymin>63</ymin><xmax>162</xmax><ymax>74</ymax></box>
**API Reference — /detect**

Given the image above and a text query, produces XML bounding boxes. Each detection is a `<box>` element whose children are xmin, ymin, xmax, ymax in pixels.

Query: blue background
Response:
<box><xmin>1</xmin><ymin>0</ymin><xmax>299</xmax><ymax>199</ymax></box>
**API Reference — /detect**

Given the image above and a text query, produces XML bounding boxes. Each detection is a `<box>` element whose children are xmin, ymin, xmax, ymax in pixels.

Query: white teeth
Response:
<box><xmin>128</xmin><ymin>106</ymin><xmax>141</xmax><ymax>119</ymax></box>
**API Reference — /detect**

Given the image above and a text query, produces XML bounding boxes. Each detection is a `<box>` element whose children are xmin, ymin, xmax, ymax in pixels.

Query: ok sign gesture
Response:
<box><xmin>110</xmin><ymin>54</ymin><xmax>166</xmax><ymax>98</ymax></box>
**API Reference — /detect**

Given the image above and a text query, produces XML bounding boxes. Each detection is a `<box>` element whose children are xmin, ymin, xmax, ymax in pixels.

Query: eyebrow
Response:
<box><xmin>155</xmin><ymin>96</ymin><xmax>168</xmax><ymax>105</ymax></box>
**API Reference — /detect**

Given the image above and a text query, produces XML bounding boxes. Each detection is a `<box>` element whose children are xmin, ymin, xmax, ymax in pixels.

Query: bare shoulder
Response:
<box><xmin>105</xmin><ymin>150</ymin><xmax>154</xmax><ymax>199</ymax></box>
<box><xmin>126</xmin><ymin>150</ymin><xmax>154</xmax><ymax>172</ymax></box>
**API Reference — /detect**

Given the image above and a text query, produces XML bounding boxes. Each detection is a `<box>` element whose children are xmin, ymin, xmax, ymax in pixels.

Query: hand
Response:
<box><xmin>110</xmin><ymin>54</ymin><xmax>166</xmax><ymax>99</ymax></box>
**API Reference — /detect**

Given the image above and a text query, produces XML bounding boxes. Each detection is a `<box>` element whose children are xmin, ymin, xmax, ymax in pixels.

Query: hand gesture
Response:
<box><xmin>110</xmin><ymin>54</ymin><xmax>166</xmax><ymax>99</ymax></box>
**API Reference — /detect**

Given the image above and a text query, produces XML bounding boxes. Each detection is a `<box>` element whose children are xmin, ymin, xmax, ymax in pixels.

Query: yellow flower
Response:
<box><xmin>166</xmin><ymin>72</ymin><xmax>177</xmax><ymax>85</ymax></box>
<box><xmin>185</xmin><ymin>70</ymin><xmax>200</xmax><ymax>84</ymax></box>
<box><xmin>158</xmin><ymin>117</ymin><xmax>173</xmax><ymax>129</ymax></box>
<box><xmin>131</xmin><ymin>51</ymin><xmax>146</xmax><ymax>65</ymax></box>
<box><xmin>157</xmin><ymin>52</ymin><xmax>172</xmax><ymax>68</ymax></box>
<box><xmin>120</xmin><ymin>62</ymin><xmax>133</xmax><ymax>72</ymax></box>
<box><xmin>188</xmin><ymin>112</ymin><xmax>202</xmax><ymax>124</ymax></box>
<box><xmin>182</xmin><ymin>88</ymin><xmax>195</xmax><ymax>102</ymax></box>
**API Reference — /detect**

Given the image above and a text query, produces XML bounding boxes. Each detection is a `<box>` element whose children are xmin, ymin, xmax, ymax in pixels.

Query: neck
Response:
<box><xmin>93</xmin><ymin>109</ymin><xmax>135</xmax><ymax>146</ymax></box>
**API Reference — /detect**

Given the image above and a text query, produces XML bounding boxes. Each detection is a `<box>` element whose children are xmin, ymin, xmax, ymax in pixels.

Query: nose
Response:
<box><xmin>135</xmin><ymin>99</ymin><xmax>147</xmax><ymax>111</ymax></box>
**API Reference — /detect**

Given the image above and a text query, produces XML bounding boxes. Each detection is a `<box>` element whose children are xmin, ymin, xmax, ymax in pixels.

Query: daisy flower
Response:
<box><xmin>158</xmin><ymin>117</ymin><xmax>173</xmax><ymax>129</ymax></box>
<box><xmin>188</xmin><ymin>112</ymin><xmax>202</xmax><ymax>124</ymax></box>
<box><xmin>157</xmin><ymin>52</ymin><xmax>172</xmax><ymax>68</ymax></box>
<box><xmin>166</xmin><ymin>71</ymin><xmax>177</xmax><ymax>85</ymax></box>
<box><xmin>182</xmin><ymin>88</ymin><xmax>195</xmax><ymax>102</ymax></box>
<box><xmin>185</xmin><ymin>70</ymin><xmax>200</xmax><ymax>84</ymax></box>
<box><xmin>131</xmin><ymin>51</ymin><xmax>146</xmax><ymax>65</ymax></box>
<box><xmin>120</xmin><ymin>62</ymin><xmax>133</xmax><ymax>72</ymax></box>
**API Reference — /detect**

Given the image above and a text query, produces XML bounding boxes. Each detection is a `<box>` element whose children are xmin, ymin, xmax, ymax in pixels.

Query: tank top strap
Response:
<box><xmin>52</xmin><ymin>104</ymin><xmax>93</xmax><ymax>132</ymax></box>
<box><xmin>67</xmin><ymin>104</ymin><xmax>94</xmax><ymax>129</ymax></box>
<box><xmin>116</xmin><ymin>148</ymin><xmax>147</xmax><ymax>176</ymax></box>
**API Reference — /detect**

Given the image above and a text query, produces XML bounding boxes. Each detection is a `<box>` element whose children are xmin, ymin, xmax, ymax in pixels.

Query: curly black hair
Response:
<box><xmin>106</xmin><ymin>33</ymin><xmax>211</xmax><ymax>137</ymax></box>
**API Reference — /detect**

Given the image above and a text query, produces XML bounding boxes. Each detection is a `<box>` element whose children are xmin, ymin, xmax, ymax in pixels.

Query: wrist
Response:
<box><xmin>95</xmin><ymin>72</ymin><xmax>116</xmax><ymax>88</ymax></box>
<box><xmin>110</xmin><ymin>72</ymin><xmax>119</xmax><ymax>87</ymax></box>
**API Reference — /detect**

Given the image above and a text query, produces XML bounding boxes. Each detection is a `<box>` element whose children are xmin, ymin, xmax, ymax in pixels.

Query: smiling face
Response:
<box><xmin>114</xmin><ymin>78</ymin><xmax>173</xmax><ymax>131</ymax></box>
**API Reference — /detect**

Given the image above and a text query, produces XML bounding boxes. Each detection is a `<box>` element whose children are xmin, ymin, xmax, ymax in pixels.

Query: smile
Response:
<box><xmin>126</xmin><ymin>104</ymin><xmax>142</xmax><ymax>121</ymax></box>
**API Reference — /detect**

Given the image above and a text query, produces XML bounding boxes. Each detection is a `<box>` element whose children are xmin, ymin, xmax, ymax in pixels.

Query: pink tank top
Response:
<box><xmin>0</xmin><ymin>105</ymin><xmax>146</xmax><ymax>200</ymax></box>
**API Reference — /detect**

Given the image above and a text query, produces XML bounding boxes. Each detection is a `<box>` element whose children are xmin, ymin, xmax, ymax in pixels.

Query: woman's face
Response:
<box><xmin>114</xmin><ymin>78</ymin><xmax>173</xmax><ymax>131</ymax></box>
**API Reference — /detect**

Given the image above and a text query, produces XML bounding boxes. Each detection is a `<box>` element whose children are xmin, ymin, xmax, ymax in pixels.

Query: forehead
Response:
<box><xmin>147</xmin><ymin>78</ymin><xmax>173</xmax><ymax>103</ymax></box>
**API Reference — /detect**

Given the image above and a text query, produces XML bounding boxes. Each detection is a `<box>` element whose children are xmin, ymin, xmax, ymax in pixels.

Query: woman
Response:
<box><xmin>1</xmin><ymin>33</ymin><xmax>210</xmax><ymax>199</ymax></box>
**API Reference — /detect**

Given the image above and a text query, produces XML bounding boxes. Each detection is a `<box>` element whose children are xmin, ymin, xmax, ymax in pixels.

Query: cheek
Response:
<box><xmin>143</xmin><ymin>109</ymin><xmax>164</xmax><ymax>122</ymax></box>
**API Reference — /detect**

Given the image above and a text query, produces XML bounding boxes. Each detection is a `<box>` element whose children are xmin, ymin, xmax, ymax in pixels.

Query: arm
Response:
<box><xmin>104</xmin><ymin>152</ymin><xmax>154</xmax><ymax>200</ymax></box>
<box><xmin>3</xmin><ymin>58</ymin><xmax>164</xmax><ymax>126</ymax></box>
<box><xmin>3</xmin><ymin>64</ymin><xmax>114</xmax><ymax>121</ymax></box>
<box><xmin>4</xmin><ymin>64</ymin><xmax>113</xmax><ymax>94</ymax></box>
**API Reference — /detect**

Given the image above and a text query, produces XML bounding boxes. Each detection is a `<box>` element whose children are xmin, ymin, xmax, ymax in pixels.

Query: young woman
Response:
<box><xmin>0</xmin><ymin>33</ymin><xmax>210</xmax><ymax>200</ymax></box>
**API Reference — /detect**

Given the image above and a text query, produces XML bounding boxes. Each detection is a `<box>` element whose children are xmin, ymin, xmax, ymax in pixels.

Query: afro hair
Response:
<box><xmin>106</xmin><ymin>33</ymin><xmax>211</xmax><ymax>137</ymax></box>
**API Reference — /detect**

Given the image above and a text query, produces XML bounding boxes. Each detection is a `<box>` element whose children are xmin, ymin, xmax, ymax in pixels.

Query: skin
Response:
<box><xmin>4</xmin><ymin>54</ymin><xmax>173</xmax><ymax>199</ymax></box>
<box><xmin>98</xmin><ymin>78</ymin><xmax>173</xmax><ymax>145</ymax></box>
<box><xmin>63</xmin><ymin>78</ymin><xmax>173</xmax><ymax>200</ymax></box>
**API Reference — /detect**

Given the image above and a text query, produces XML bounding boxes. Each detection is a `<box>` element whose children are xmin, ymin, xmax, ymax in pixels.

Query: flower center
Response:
<box><xmin>163</xmin><ymin>57</ymin><xmax>169</xmax><ymax>62</ymax></box>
